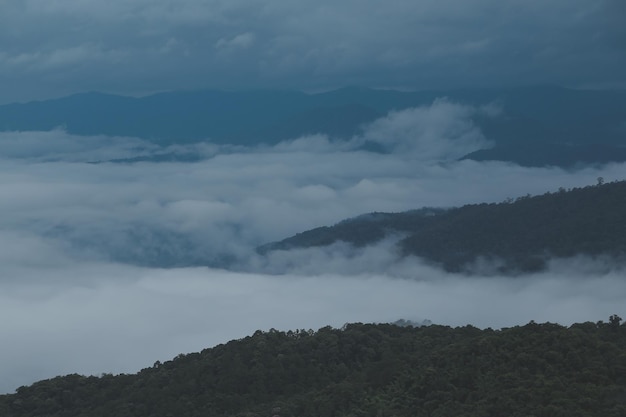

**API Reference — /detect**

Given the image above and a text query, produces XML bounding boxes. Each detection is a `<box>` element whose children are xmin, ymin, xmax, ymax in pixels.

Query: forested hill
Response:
<box><xmin>1</xmin><ymin>319</ymin><xmax>625</xmax><ymax>417</ymax></box>
<box><xmin>261</xmin><ymin>180</ymin><xmax>626</xmax><ymax>273</ymax></box>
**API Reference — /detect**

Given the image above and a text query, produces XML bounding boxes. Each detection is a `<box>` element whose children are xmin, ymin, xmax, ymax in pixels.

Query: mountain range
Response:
<box><xmin>1</xmin><ymin>85</ymin><xmax>625</xmax><ymax>167</ymax></box>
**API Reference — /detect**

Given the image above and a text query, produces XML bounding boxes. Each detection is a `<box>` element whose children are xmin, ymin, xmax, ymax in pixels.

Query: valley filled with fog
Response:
<box><xmin>1</xmin><ymin>101</ymin><xmax>626</xmax><ymax>393</ymax></box>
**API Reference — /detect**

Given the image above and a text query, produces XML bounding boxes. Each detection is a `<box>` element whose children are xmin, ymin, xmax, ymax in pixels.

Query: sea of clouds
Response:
<box><xmin>1</xmin><ymin>100</ymin><xmax>625</xmax><ymax>393</ymax></box>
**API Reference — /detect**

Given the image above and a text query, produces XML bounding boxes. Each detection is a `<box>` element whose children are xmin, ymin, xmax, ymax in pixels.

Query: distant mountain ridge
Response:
<box><xmin>1</xmin><ymin>86</ymin><xmax>625</xmax><ymax>167</ymax></box>
<box><xmin>462</xmin><ymin>143</ymin><xmax>626</xmax><ymax>168</ymax></box>
<box><xmin>261</xmin><ymin>180</ymin><xmax>626</xmax><ymax>273</ymax></box>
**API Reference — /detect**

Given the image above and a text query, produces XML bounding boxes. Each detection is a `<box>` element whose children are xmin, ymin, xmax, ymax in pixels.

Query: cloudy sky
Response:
<box><xmin>1</xmin><ymin>0</ymin><xmax>626</xmax><ymax>103</ymax></box>
<box><xmin>1</xmin><ymin>0</ymin><xmax>626</xmax><ymax>396</ymax></box>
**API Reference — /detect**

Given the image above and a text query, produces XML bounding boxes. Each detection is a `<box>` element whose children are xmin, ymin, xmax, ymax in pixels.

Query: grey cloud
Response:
<box><xmin>1</xmin><ymin>0</ymin><xmax>624</xmax><ymax>103</ymax></box>
<box><xmin>215</xmin><ymin>32</ymin><xmax>256</xmax><ymax>50</ymax></box>
<box><xmin>357</xmin><ymin>99</ymin><xmax>494</xmax><ymax>159</ymax></box>
<box><xmin>0</xmin><ymin>130</ymin><xmax>226</xmax><ymax>163</ymax></box>
<box><xmin>598</xmin><ymin>0</ymin><xmax>626</xmax><ymax>48</ymax></box>
<box><xmin>0</xmin><ymin>130</ymin><xmax>156</xmax><ymax>161</ymax></box>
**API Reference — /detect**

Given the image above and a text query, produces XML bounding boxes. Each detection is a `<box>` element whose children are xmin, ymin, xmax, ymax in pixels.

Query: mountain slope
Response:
<box><xmin>1</xmin><ymin>320</ymin><xmax>625</xmax><ymax>417</ymax></box>
<box><xmin>462</xmin><ymin>143</ymin><xmax>626</xmax><ymax>168</ymax></box>
<box><xmin>261</xmin><ymin>180</ymin><xmax>626</xmax><ymax>273</ymax></box>
<box><xmin>1</xmin><ymin>86</ymin><xmax>625</xmax><ymax>160</ymax></box>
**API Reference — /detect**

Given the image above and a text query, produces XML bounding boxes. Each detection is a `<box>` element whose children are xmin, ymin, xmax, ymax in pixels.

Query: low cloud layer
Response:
<box><xmin>1</xmin><ymin>129</ymin><xmax>620</xmax><ymax>268</ymax></box>
<box><xmin>1</xmin><ymin>102</ymin><xmax>626</xmax><ymax>392</ymax></box>
<box><xmin>1</xmin><ymin>260</ymin><xmax>624</xmax><ymax>394</ymax></box>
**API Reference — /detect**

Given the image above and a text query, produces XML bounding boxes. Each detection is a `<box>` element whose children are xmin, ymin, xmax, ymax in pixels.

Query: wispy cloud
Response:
<box><xmin>357</xmin><ymin>98</ymin><xmax>494</xmax><ymax>159</ymax></box>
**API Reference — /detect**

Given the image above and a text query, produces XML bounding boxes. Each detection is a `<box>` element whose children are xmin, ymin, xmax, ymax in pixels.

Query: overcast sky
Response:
<box><xmin>1</xmin><ymin>0</ymin><xmax>625</xmax><ymax>103</ymax></box>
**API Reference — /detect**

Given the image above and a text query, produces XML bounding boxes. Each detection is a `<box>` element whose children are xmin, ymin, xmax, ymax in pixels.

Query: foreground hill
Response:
<box><xmin>261</xmin><ymin>180</ymin><xmax>626</xmax><ymax>273</ymax></box>
<box><xmin>1</xmin><ymin>318</ymin><xmax>625</xmax><ymax>417</ymax></box>
<box><xmin>1</xmin><ymin>86</ymin><xmax>626</xmax><ymax>167</ymax></box>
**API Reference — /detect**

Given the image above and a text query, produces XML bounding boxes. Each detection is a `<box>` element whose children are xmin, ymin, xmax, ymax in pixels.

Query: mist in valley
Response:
<box><xmin>1</xmin><ymin>101</ymin><xmax>625</xmax><ymax>393</ymax></box>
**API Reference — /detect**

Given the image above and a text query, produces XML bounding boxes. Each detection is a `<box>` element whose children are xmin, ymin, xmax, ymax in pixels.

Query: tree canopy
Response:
<box><xmin>1</xmin><ymin>319</ymin><xmax>625</xmax><ymax>417</ymax></box>
<box><xmin>262</xmin><ymin>180</ymin><xmax>626</xmax><ymax>273</ymax></box>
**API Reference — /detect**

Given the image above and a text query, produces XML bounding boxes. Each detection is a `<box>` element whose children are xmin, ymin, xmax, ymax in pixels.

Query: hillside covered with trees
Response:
<box><xmin>261</xmin><ymin>179</ymin><xmax>626</xmax><ymax>273</ymax></box>
<box><xmin>1</xmin><ymin>318</ymin><xmax>625</xmax><ymax>417</ymax></box>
